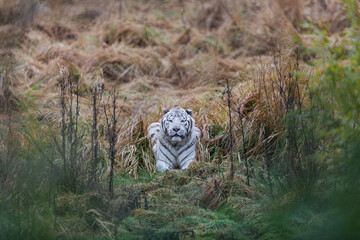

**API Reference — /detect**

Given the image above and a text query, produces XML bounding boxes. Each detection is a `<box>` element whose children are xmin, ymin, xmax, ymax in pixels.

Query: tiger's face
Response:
<box><xmin>161</xmin><ymin>107</ymin><xmax>193</xmax><ymax>143</ymax></box>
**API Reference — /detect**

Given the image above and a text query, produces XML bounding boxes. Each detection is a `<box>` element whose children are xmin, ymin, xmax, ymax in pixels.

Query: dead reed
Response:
<box><xmin>91</xmin><ymin>83</ymin><xmax>104</xmax><ymax>184</ymax></box>
<box><xmin>58</xmin><ymin>67</ymin><xmax>82</xmax><ymax>192</ymax></box>
<box><xmin>104</xmin><ymin>91</ymin><xmax>120</xmax><ymax>198</ymax></box>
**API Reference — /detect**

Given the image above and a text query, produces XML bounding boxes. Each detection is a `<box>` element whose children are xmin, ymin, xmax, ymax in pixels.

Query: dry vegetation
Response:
<box><xmin>3</xmin><ymin>0</ymin><xmax>347</xmax><ymax>114</ymax></box>
<box><xmin>0</xmin><ymin>0</ymin><xmax>356</xmax><ymax>239</ymax></box>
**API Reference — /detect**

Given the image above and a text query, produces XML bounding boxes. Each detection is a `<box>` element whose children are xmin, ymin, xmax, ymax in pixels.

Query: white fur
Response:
<box><xmin>148</xmin><ymin>108</ymin><xmax>201</xmax><ymax>172</ymax></box>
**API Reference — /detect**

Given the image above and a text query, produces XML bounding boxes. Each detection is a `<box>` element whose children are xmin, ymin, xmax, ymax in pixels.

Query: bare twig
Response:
<box><xmin>104</xmin><ymin>91</ymin><xmax>118</xmax><ymax>198</ymax></box>
<box><xmin>91</xmin><ymin>84</ymin><xmax>103</xmax><ymax>184</ymax></box>
<box><xmin>236</xmin><ymin>106</ymin><xmax>250</xmax><ymax>186</ymax></box>
<box><xmin>59</xmin><ymin>68</ymin><xmax>68</xmax><ymax>176</ymax></box>
<box><xmin>225</xmin><ymin>79</ymin><xmax>234</xmax><ymax>181</ymax></box>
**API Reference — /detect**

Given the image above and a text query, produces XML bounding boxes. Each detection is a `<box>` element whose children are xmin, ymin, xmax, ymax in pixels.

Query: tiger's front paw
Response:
<box><xmin>156</xmin><ymin>161</ymin><xmax>173</xmax><ymax>173</ymax></box>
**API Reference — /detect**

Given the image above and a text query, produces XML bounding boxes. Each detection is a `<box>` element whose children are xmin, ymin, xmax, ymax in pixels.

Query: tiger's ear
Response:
<box><xmin>162</xmin><ymin>108</ymin><xmax>169</xmax><ymax>115</ymax></box>
<box><xmin>186</xmin><ymin>109</ymin><xmax>193</xmax><ymax>116</ymax></box>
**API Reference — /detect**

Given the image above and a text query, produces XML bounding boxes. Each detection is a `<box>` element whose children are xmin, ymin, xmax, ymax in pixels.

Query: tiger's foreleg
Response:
<box><xmin>155</xmin><ymin>158</ymin><xmax>173</xmax><ymax>172</ymax></box>
<box><xmin>178</xmin><ymin>144</ymin><xmax>196</xmax><ymax>170</ymax></box>
<box><xmin>155</xmin><ymin>144</ymin><xmax>175</xmax><ymax>172</ymax></box>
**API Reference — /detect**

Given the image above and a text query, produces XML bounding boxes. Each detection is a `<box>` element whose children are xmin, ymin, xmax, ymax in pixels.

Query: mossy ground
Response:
<box><xmin>52</xmin><ymin>164</ymin><xmax>261</xmax><ymax>239</ymax></box>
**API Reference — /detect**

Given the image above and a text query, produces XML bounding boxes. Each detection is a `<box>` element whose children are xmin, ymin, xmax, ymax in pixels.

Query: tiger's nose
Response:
<box><xmin>173</xmin><ymin>127</ymin><xmax>180</xmax><ymax>132</ymax></box>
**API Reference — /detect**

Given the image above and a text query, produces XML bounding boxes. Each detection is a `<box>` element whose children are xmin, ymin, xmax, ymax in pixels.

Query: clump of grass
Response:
<box><xmin>193</xmin><ymin>0</ymin><xmax>225</xmax><ymax>31</ymax></box>
<box><xmin>276</xmin><ymin>0</ymin><xmax>304</xmax><ymax>30</ymax></box>
<box><xmin>0</xmin><ymin>0</ymin><xmax>38</xmax><ymax>26</ymax></box>
<box><xmin>0</xmin><ymin>57</ymin><xmax>19</xmax><ymax>113</ymax></box>
<box><xmin>187</xmin><ymin>161</ymin><xmax>217</xmax><ymax>180</ymax></box>
<box><xmin>116</xmin><ymin>116</ymin><xmax>156</xmax><ymax>179</ymax></box>
<box><xmin>103</xmin><ymin>21</ymin><xmax>169</xmax><ymax>47</ymax></box>
<box><xmin>190</xmin><ymin>32</ymin><xmax>228</xmax><ymax>55</ymax></box>
<box><xmin>36</xmin><ymin>23</ymin><xmax>77</xmax><ymax>41</ymax></box>
<box><xmin>259</xmin><ymin>48</ymin><xmax>317</xmax><ymax>183</ymax></box>
<box><xmin>200</xmin><ymin>178</ymin><xmax>228</xmax><ymax>210</ymax></box>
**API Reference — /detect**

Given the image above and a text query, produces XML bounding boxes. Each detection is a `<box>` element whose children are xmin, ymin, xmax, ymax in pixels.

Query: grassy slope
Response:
<box><xmin>52</xmin><ymin>165</ymin><xmax>263</xmax><ymax>239</ymax></box>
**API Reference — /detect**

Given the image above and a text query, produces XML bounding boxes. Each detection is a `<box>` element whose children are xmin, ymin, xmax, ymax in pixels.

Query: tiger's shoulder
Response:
<box><xmin>147</xmin><ymin>122</ymin><xmax>161</xmax><ymax>148</ymax></box>
<box><xmin>194</xmin><ymin>126</ymin><xmax>202</xmax><ymax>139</ymax></box>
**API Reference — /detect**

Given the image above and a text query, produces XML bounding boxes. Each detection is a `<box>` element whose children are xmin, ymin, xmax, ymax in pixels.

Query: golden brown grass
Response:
<box><xmin>1</xmin><ymin>0</ymin><xmax>348</xmax><ymax>178</ymax></box>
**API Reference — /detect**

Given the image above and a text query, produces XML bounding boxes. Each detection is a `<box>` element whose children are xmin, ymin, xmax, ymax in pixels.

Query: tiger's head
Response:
<box><xmin>161</xmin><ymin>107</ymin><xmax>194</xmax><ymax>144</ymax></box>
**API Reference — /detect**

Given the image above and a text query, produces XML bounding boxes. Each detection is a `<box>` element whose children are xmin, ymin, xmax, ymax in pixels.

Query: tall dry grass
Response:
<box><xmin>0</xmin><ymin>0</ymin><xmax>348</xmax><ymax>181</ymax></box>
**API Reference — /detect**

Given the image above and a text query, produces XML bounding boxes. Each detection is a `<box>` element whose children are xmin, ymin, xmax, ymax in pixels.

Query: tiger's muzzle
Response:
<box><xmin>168</xmin><ymin>127</ymin><xmax>186</xmax><ymax>142</ymax></box>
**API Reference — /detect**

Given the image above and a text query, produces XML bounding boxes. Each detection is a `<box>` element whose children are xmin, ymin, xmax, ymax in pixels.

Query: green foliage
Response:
<box><xmin>0</xmin><ymin>118</ymin><xmax>56</xmax><ymax>239</ymax></box>
<box><xmin>257</xmin><ymin>1</ymin><xmax>360</xmax><ymax>239</ymax></box>
<box><xmin>143</xmin><ymin>26</ymin><xmax>169</xmax><ymax>45</ymax></box>
<box><xmin>307</xmin><ymin>0</ymin><xmax>360</xmax><ymax>186</ymax></box>
<box><xmin>306</xmin><ymin>1</ymin><xmax>360</xmax><ymax>238</ymax></box>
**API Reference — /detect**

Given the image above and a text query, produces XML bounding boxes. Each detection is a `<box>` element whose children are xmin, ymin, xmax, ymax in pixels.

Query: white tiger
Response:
<box><xmin>147</xmin><ymin>107</ymin><xmax>202</xmax><ymax>172</ymax></box>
